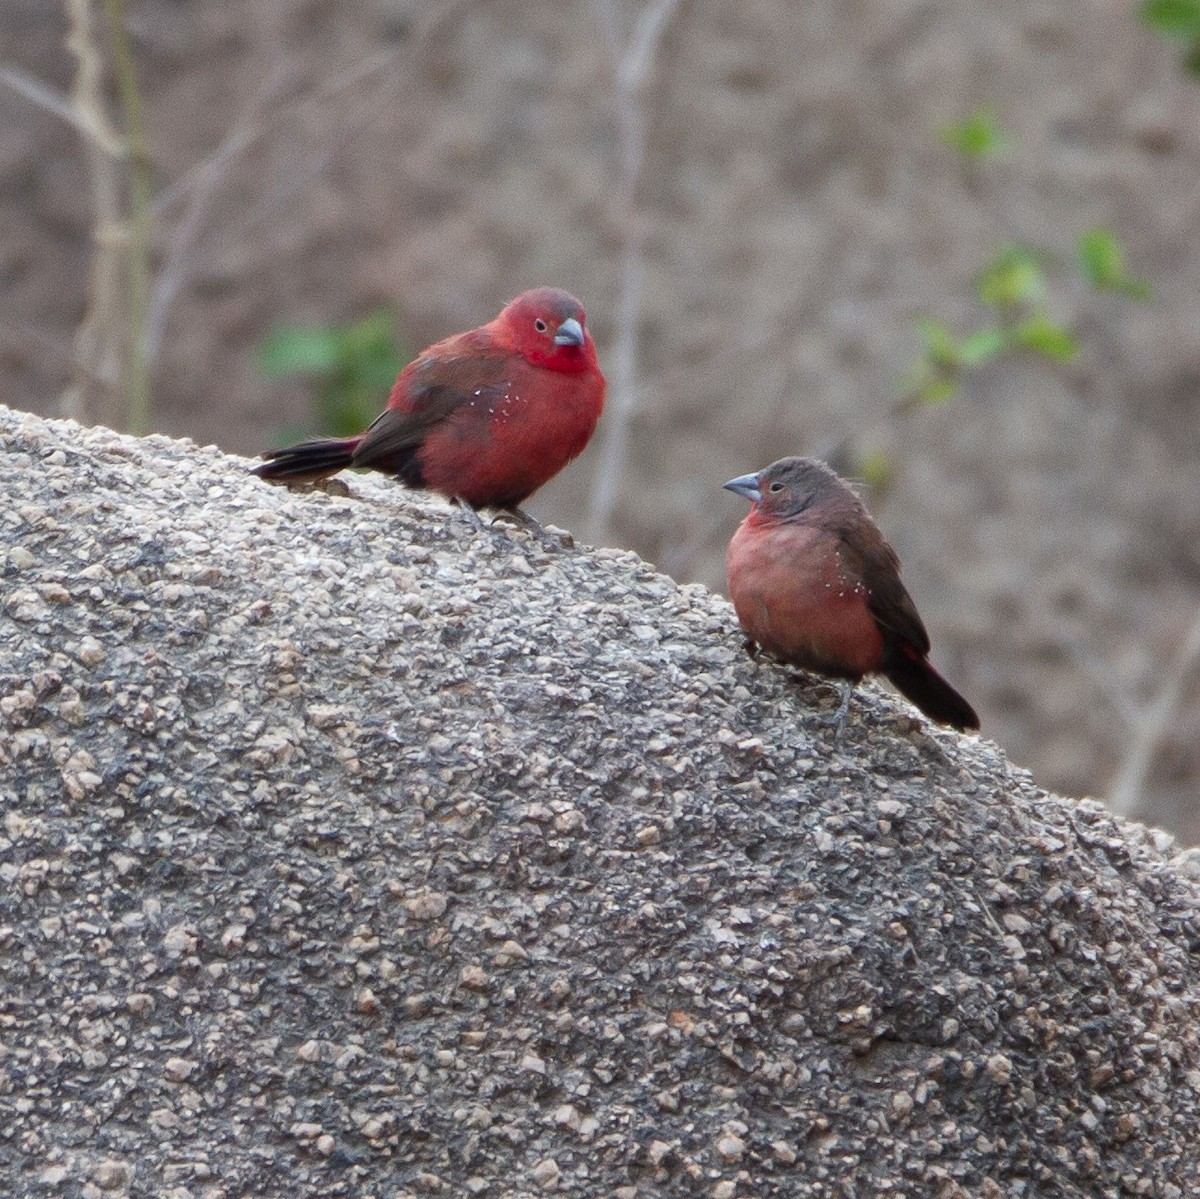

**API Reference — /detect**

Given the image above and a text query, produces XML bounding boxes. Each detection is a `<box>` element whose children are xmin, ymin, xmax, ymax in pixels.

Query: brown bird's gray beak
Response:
<box><xmin>554</xmin><ymin>317</ymin><xmax>585</xmax><ymax>347</ymax></box>
<box><xmin>723</xmin><ymin>473</ymin><xmax>762</xmax><ymax>504</ymax></box>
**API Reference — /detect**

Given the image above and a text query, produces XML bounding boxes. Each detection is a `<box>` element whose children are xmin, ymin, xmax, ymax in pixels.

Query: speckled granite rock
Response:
<box><xmin>2</xmin><ymin>404</ymin><xmax>1199</xmax><ymax>1199</ymax></box>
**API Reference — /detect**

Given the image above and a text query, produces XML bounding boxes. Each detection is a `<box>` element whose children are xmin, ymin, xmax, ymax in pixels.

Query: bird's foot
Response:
<box><xmin>450</xmin><ymin>497</ymin><xmax>490</xmax><ymax>535</ymax></box>
<box><xmin>493</xmin><ymin>506</ymin><xmax>574</xmax><ymax>551</ymax></box>
<box><xmin>811</xmin><ymin>680</ymin><xmax>854</xmax><ymax>741</ymax></box>
<box><xmin>270</xmin><ymin>476</ymin><xmax>351</xmax><ymax>497</ymax></box>
<box><xmin>742</xmin><ymin>638</ymin><xmax>761</xmax><ymax>660</ymax></box>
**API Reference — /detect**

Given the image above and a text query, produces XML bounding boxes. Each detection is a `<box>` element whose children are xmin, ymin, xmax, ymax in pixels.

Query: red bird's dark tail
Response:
<box><xmin>884</xmin><ymin>646</ymin><xmax>979</xmax><ymax>731</ymax></box>
<box><xmin>252</xmin><ymin>436</ymin><xmax>362</xmax><ymax>482</ymax></box>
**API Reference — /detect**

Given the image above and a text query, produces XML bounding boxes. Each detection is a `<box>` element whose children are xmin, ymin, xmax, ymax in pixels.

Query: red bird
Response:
<box><xmin>253</xmin><ymin>288</ymin><xmax>605</xmax><ymax>534</ymax></box>
<box><xmin>724</xmin><ymin>457</ymin><xmax>978</xmax><ymax>732</ymax></box>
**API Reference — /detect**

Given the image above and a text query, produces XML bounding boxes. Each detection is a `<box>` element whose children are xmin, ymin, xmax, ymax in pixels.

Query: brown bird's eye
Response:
<box><xmin>534</xmin><ymin>319</ymin><xmax>548</xmax><ymax>333</ymax></box>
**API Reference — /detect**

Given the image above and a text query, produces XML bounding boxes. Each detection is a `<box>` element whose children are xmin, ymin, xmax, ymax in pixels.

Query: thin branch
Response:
<box><xmin>104</xmin><ymin>0</ymin><xmax>153</xmax><ymax>435</ymax></box>
<box><xmin>144</xmin><ymin>60</ymin><xmax>290</xmax><ymax>365</ymax></box>
<box><xmin>1108</xmin><ymin>606</ymin><xmax>1200</xmax><ymax>819</ymax></box>
<box><xmin>619</xmin><ymin>0</ymin><xmax>682</xmax><ymax>96</ymax></box>
<box><xmin>151</xmin><ymin>0</ymin><xmax>488</xmax><ymax>222</ymax></box>
<box><xmin>587</xmin><ymin>0</ymin><xmax>682</xmax><ymax>540</ymax></box>
<box><xmin>142</xmin><ymin>134</ymin><xmax>231</xmax><ymax>366</ymax></box>
<box><xmin>147</xmin><ymin>43</ymin><xmax>398</xmax><ymax>220</ymax></box>
<box><xmin>1065</xmin><ymin>636</ymin><xmax>1142</xmax><ymax>728</ymax></box>
<box><xmin>142</xmin><ymin>0</ymin><xmax>494</xmax><ymax>348</ymax></box>
<box><xmin>0</xmin><ymin>63</ymin><xmax>122</xmax><ymax>152</ymax></box>
<box><xmin>62</xmin><ymin>0</ymin><xmax>125</xmax><ymax>426</ymax></box>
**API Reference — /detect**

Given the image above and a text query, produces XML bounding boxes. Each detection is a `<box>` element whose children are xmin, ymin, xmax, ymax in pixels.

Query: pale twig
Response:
<box><xmin>147</xmin><ymin>44</ymin><xmax>400</xmax><ymax>220</ymax></box>
<box><xmin>1065</xmin><ymin>636</ymin><xmax>1142</xmax><ymax>728</ymax></box>
<box><xmin>50</xmin><ymin>0</ymin><xmax>488</xmax><ymax>430</ymax></box>
<box><xmin>587</xmin><ymin>0</ymin><xmax>682</xmax><ymax>541</ymax></box>
<box><xmin>104</xmin><ymin>0</ymin><xmax>153</xmax><ymax>435</ymax></box>
<box><xmin>62</xmin><ymin>0</ymin><xmax>125</xmax><ymax>426</ymax></box>
<box><xmin>144</xmin><ymin>0</ymin><xmax>491</xmax><ymax>336</ymax></box>
<box><xmin>144</xmin><ymin>56</ymin><xmax>291</xmax><ymax>366</ymax></box>
<box><xmin>151</xmin><ymin>108</ymin><xmax>270</xmax><ymax>220</ymax></box>
<box><xmin>142</xmin><ymin>137</ymin><xmax>229</xmax><ymax>366</ymax></box>
<box><xmin>151</xmin><ymin>0</ymin><xmax>488</xmax><ymax>222</ymax></box>
<box><xmin>0</xmin><ymin>63</ymin><xmax>122</xmax><ymax>152</ymax></box>
<box><xmin>204</xmin><ymin>0</ymin><xmax>494</xmax><ymax>253</ymax></box>
<box><xmin>1108</xmin><ymin>606</ymin><xmax>1200</xmax><ymax>819</ymax></box>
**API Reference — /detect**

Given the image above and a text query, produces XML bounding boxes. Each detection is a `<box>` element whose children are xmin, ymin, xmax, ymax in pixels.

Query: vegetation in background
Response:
<box><xmin>899</xmin><ymin>111</ymin><xmax>1151</xmax><ymax>412</ymax></box>
<box><xmin>1076</xmin><ymin>228</ymin><xmax>1152</xmax><ymax>298</ymax></box>
<box><xmin>938</xmin><ymin>109</ymin><xmax>1010</xmax><ymax>161</ymax></box>
<box><xmin>1141</xmin><ymin>0</ymin><xmax>1200</xmax><ymax>74</ymax></box>
<box><xmin>259</xmin><ymin>308</ymin><xmax>408</xmax><ymax>442</ymax></box>
<box><xmin>842</xmin><ymin>113</ymin><xmax>1154</xmax><ymax>493</ymax></box>
<box><xmin>25</xmin><ymin>0</ymin><xmax>156</xmax><ymax>434</ymax></box>
<box><xmin>901</xmin><ymin>232</ymin><xmax>1149</xmax><ymax>411</ymax></box>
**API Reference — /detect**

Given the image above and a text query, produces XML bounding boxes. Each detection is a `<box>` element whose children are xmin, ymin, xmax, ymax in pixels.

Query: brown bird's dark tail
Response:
<box><xmin>251</xmin><ymin>436</ymin><xmax>362</xmax><ymax>482</ymax></box>
<box><xmin>883</xmin><ymin>645</ymin><xmax>979</xmax><ymax>731</ymax></box>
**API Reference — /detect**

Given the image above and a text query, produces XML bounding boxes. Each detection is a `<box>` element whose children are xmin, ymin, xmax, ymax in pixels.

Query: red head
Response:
<box><xmin>490</xmin><ymin>288</ymin><xmax>599</xmax><ymax>374</ymax></box>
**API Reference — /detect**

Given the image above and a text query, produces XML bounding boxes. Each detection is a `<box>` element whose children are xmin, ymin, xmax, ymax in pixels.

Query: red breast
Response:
<box><xmin>419</xmin><ymin>361</ymin><xmax>605</xmax><ymax>509</ymax></box>
<box><xmin>726</xmin><ymin>514</ymin><xmax>885</xmax><ymax>680</ymax></box>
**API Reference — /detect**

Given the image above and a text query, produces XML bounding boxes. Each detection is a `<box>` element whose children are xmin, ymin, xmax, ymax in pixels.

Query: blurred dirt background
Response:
<box><xmin>3</xmin><ymin>0</ymin><xmax>1200</xmax><ymax>839</ymax></box>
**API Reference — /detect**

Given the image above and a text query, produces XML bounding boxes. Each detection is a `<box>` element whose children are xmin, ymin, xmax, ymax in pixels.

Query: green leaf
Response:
<box><xmin>337</xmin><ymin>310</ymin><xmax>406</xmax><ymax>392</ymax></box>
<box><xmin>1077</xmin><ymin>228</ymin><xmax>1125</xmax><ymax>287</ymax></box>
<box><xmin>316</xmin><ymin>385</ymin><xmax>380</xmax><ymax>439</ymax></box>
<box><xmin>976</xmin><ymin>246</ymin><xmax>1047</xmax><ymax>309</ymax></box>
<box><xmin>1077</xmin><ymin>228</ymin><xmax>1152</xmax><ymax>298</ymax></box>
<box><xmin>854</xmin><ymin>450</ymin><xmax>893</xmax><ymax>491</ymax></box>
<box><xmin>939</xmin><ymin>109</ymin><xmax>1011</xmax><ymax>159</ymax></box>
<box><xmin>1186</xmin><ymin>34</ymin><xmax>1200</xmax><ymax>72</ymax></box>
<box><xmin>339</xmin><ymin>309</ymin><xmax>401</xmax><ymax>360</ymax></box>
<box><xmin>260</xmin><ymin>308</ymin><xmax>410</xmax><ymax>437</ymax></box>
<box><xmin>1124</xmin><ymin>277</ymin><xmax>1153</xmax><ymax>300</ymax></box>
<box><xmin>916</xmin><ymin>318</ymin><xmax>962</xmax><ymax>368</ymax></box>
<box><xmin>958</xmin><ymin>327</ymin><xmax>1008</xmax><ymax>366</ymax></box>
<box><xmin>1141</xmin><ymin>0</ymin><xmax>1200</xmax><ymax>40</ymax></box>
<box><xmin>917</xmin><ymin>377</ymin><xmax>961</xmax><ymax>407</ymax></box>
<box><xmin>1014</xmin><ymin>315</ymin><xmax>1078</xmax><ymax>362</ymax></box>
<box><xmin>259</xmin><ymin>326</ymin><xmax>343</xmax><ymax>377</ymax></box>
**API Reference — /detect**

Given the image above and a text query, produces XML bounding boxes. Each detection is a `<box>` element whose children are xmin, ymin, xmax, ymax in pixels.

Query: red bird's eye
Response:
<box><xmin>534</xmin><ymin>319</ymin><xmax>548</xmax><ymax>333</ymax></box>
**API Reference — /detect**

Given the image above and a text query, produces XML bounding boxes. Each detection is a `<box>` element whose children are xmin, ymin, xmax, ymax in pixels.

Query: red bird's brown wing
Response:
<box><xmin>350</xmin><ymin>351</ymin><xmax>514</xmax><ymax>468</ymax></box>
<box><xmin>838</xmin><ymin>532</ymin><xmax>932</xmax><ymax>657</ymax></box>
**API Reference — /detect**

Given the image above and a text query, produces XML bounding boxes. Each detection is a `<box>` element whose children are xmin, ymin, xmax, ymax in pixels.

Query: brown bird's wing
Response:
<box><xmin>351</xmin><ymin>349</ymin><xmax>515</xmax><ymax>468</ymax></box>
<box><xmin>836</xmin><ymin>531</ymin><xmax>932</xmax><ymax>657</ymax></box>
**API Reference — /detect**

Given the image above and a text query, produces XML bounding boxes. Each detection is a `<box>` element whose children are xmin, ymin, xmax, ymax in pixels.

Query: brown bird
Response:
<box><xmin>723</xmin><ymin>457</ymin><xmax>978</xmax><ymax>732</ymax></box>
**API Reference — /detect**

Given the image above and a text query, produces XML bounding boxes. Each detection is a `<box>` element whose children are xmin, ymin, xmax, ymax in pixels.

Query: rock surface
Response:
<box><xmin>8</xmin><ymin>1</ymin><xmax>1200</xmax><ymax>826</ymax></box>
<box><xmin>2</xmin><ymin>404</ymin><xmax>1200</xmax><ymax>1198</ymax></box>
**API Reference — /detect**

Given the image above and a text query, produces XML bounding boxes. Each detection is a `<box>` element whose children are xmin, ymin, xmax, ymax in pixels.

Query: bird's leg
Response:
<box><xmin>450</xmin><ymin>496</ymin><xmax>490</xmax><ymax>535</ymax></box>
<box><xmin>812</xmin><ymin>680</ymin><xmax>854</xmax><ymax>740</ymax></box>
<box><xmin>451</xmin><ymin>499</ymin><xmax>485</xmax><ymax>530</ymax></box>
<box><xmin>493</xmin><ymin>505</ymin><xmax>574</xmax><ymax>551</ymax></box>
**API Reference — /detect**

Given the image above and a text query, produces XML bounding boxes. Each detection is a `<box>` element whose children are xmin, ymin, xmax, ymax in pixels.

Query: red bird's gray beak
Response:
<box><xmin>723</xmin><ymin>473</ymin><xmax>762</xmax><ymax>504</ymax></box>
<box><xmin>554</xmin><ymin>317</ymin><xmax>585</xmax><ymax>347</ymax></box>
